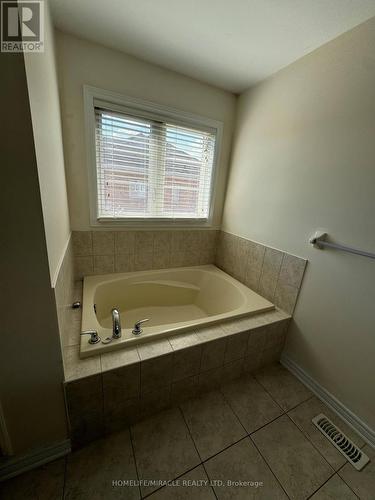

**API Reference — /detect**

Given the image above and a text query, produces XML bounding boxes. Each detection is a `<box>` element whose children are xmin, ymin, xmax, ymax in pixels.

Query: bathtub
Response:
<box><xmin>80</xmin><ymin>265</ymin><xmax>274</xmax><ymax>358</ymax></box>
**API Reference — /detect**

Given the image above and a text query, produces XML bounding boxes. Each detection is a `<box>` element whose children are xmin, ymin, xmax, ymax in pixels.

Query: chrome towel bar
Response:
<box><xmin>309</xmin><ymin>231</ymin><xmax>375</xmax><ymax>260</ymax></box>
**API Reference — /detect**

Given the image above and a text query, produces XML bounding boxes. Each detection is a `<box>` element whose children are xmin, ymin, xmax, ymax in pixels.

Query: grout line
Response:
<box><xmin>201</xmin><ymin>434</ymin><xmax>250</xmax><ymax>464</ymax></box>
<box><xmin>61</xmin><ymin>455</ymin><xmax>68</xmax><ymax>500</ymax></box>
<box><xmin>304</xmin><ymin>470</ymin><xmax>337</xmax><ymax>500</ymax></box>
<box><xmin>248</xmin><ymin>413</ymin><xmax>286</xmax><ymax>436</ymax></box>
<box><xmin>285</xmin><ymin>394</ymin><xmax>315</xmax><ymax>413</ymax></box>
<box><xmin>218</xmin><ymin>385</ymin><xmax>250</xmax><ymax>436</ymax></box>
<box><xmin>249</xmin><ymin>434</ymin><xmax>291</xmax><ymax>499</ymax></box>
<box><xmin>177</xmin><ymin>406</ymin><xmax>218</xmax><ymax>500</ymax></box>
<box><xmin>217</xmin><ymin>378</ymin><xmax>291</xmax><ymax>498</ymax></box>
<box><xmin>128</xmin><ymin>426</ymin><xmax>142</xmax><ymax>500</ymax></box>
<box><xmin>284</xmin><ymin>412</ymin><xmax>336</xmax><ymax>472</ymax></box>
<box><xmin>336</xmin><ymin>465</ymin><xmax>361</xmax><ymax>499</ymax></box>
<box><xmin>251</xmin><ymin>368</ymin><xmax>286</xmax><ymax>413</ymax></box>
<box><xmin>252</xmin><ymin>367</ymin><xmax>340</xmax><ymax>478</ymax></box>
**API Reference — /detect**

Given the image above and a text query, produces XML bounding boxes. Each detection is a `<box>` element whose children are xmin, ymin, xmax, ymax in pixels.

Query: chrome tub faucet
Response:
<box><xmin>111</xmin><ymin>308</ymin><xmax>121</xmax><ymax>339</ymax></box>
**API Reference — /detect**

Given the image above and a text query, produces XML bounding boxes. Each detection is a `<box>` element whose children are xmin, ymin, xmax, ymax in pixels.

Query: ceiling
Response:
<box><xmin>50</xmin><ymin>0</ymin><xmax>375</xmax><ymax>93</ymax></box>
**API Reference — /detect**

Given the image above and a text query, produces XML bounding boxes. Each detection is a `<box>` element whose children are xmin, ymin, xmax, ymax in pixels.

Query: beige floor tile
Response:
<box><xmin>310</xmin><ymin>474</ymin><xmax>357</xmax><ymax>499</ymax></box>
<box><xmin>288</xmin><ymin>396</ymin><xmax>365</xmax><ymax>471</ymax></box>
<box><xmin>149</xmin><ymin>465</ymin><xmax>215</xmax><ymax>500</ymax></box>
<box><xmin>221</xmin><ymin>375</ymin><xmax>283</xmax><ymax>433</ymax></box>
<box><xmin>0</xmin><ymin>458</ymin><xmax>65</xmax><ymax>500</ymax></box>
<box><xmin>252</xmin><ymin>415</ymin><xmax>334</xmax><ymax>500</ymax></box>
<box><xmin>338</xmin><ymin>444</ymin><xmax>375</xmax><ymax>500</ymax></box>
<box><xmin>204</xmin><ymin>437</ymin><xmax>287</xmax><ymax>499</ymax></box>
<box><xmin>131</xmin><ymin>407</ymin><xmax>200</xmax><ymax>495</ymax></box>
<box><xmin>254</xmin><ymin>363</ymin><xmax>312</xmax><ymax>411</ymax></box>
<box><xmin>181</xmin><ymin>390</ymin><xmax>246</xmax><ymax>460</ymax></box>
<box><xmin>64</xmin><ymin>429</ymin><xmax>139</xmax><ymax>499</ymax></box>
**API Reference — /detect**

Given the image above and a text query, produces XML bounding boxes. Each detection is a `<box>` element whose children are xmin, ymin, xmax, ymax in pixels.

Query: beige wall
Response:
<box><xmin>55</xmin><ymin>31</ymin><xmax>237</xmax><ymax>231</ymax></box>
<box><xmin>0</xmin><ymin>50</ymin><xmax>67</xmax><ymax>455</ymax></box>
<box><xmin>23</xmin><ymin>1</ymin><xmax>71</xmax><ymax>285</ymax></box>
<box><xmin>222</xmin><ymin>17</ymin><xmax>375</xmax><ymax>429</ymax></box>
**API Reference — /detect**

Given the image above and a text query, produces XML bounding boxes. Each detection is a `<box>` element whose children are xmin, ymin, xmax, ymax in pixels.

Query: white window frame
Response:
<box><xmin>83</xmin><ymin>85</ymin><xmax>223</xmax><ymax>228</ymax></box>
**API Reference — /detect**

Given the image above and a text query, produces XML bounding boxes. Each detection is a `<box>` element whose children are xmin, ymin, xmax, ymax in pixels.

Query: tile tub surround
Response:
<box><xmin>54</xmin><ymin>237</ymin><xmax>81</xmax><ymax>350</ymax></box>
<box><xmin>216</xmin><ymin>231</ymin><xmax>307</xmax><ymax>314</ymax></box>
<box><xmin>71</xmin><ymin>228</ymin><xmax>306</xmax><ymax>315</ymax></box>
<box><xmin>63</xmin><ymin>308</ymin><xmax>290</xmax><ymax>447</ymax></box>
<box><xmin>72</xmin><ymin>229</ymin><xmax>219</xmax><ymax>280</ymax></box>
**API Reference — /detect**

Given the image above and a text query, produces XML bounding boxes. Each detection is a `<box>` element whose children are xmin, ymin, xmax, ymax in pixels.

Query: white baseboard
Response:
<box><xmin>0</xmin><ymin>439</ymin><xmax>71</xmax><ymax>482</ymax></box>
<box><xmin>281</xmin><ymin>354</ymin><xmax>375</xmax><ymax>449</ymax></box>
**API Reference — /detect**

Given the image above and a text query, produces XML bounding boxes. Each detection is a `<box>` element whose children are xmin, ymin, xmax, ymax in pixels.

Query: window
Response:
<box><xmin>86</xmin><ymin>89</ymin><xmax>221</xmax><ymax>224</ymax></box>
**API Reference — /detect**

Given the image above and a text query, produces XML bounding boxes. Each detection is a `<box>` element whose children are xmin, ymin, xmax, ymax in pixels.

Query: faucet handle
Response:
<box><xmin>132</xmin><ymin>319</ymin><xmax>149</xmax><ymax>335</ymax></box>
<box><xmin>80</xmin><ymin>330</ymin><xmax>101</xmax><ymax>344</ymax></box>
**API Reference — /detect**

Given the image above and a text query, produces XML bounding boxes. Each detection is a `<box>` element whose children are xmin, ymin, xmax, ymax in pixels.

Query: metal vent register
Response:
<box><xmin>312</xmin><ymin>414</ymin><xmax>370</xmax><ymax>471</ymax></box>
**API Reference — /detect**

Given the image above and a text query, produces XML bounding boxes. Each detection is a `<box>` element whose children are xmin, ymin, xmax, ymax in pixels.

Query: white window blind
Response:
<box><xmin>94</xmin><ymin>106</ymin><xmax>217</xmax><ymax>220</ymax></box>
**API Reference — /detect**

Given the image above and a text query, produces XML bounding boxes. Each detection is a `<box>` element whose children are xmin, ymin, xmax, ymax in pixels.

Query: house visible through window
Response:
<box><xmin>94</xmin><ymin>104</ymin><xmax>217</xmax><ymax>220</ymax></box>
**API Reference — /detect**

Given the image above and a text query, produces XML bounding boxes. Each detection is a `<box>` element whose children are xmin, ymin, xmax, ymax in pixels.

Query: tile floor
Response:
<box><xmin>1</xmin><ymin>363</ymin><xmax>373</xmax><ymax>500</ymax></box>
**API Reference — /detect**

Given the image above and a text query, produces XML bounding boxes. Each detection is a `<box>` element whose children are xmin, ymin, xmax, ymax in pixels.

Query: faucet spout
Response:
<box><xmin>111</xmin><ymin>308</ymin><xmax>121</xmax><ymax>339</ymax></box>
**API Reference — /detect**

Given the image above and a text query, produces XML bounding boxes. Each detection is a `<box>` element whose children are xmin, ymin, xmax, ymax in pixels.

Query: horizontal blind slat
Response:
<box><xmin>94</xmin><ymin>106</ymin><xmax>216</xmax><ymax>220</ymax></box>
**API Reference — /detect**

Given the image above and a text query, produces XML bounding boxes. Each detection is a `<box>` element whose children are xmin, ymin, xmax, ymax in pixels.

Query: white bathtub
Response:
<box><xmin>80</xmin><ymin>265</ymin><xmax>274</xmax><ymax>358</ymax></box>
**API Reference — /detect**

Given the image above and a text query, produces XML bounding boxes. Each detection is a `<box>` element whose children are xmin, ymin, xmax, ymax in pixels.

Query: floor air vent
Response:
<box><xmin>312</xmin><ymin>414</ymin><xmax>370</xmax><ymax>471</ymax></box>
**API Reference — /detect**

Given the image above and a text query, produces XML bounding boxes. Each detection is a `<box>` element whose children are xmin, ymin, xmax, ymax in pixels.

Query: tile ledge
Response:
<box><xmin>63</xmin><ymin>309</ymin><xmax>291</xmax><ymax>383</ymax></box>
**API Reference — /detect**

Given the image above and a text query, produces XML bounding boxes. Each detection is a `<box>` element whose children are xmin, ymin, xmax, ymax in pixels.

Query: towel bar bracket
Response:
<box><xmin>309</xmin><ymin>231</ymin><xmax>375</xmax><ymax>260</ymax></box>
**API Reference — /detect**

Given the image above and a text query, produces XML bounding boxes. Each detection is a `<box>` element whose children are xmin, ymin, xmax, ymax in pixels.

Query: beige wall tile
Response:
<box><xmin>134</xmin><ymin>249</ymin><xmax>153</xmax><ymax>271</ymax></box>
<box><xmin>200</xmin><ymin>339</ymin><xmax>226</xmax><ymax>370</ymax></box>
<box><xmin>103</xmin><ymin>364</ymin><xmax>140</xmax><ymax>407</ymax></box>
<box><xmin>232</xmin><ymin>237</ymin><xmax>249</xmax><ymax>282</ymax></box>
<box><xmin>243</xmin><ymin>348</ymin><xmax>263</xmax><ymax>373</ymax></box>
<box><xmin>140</xmin><ymin>354</ymin><xmax>173</xmax><ymax>394</ymax></box>
<box><xmin>153</xmin><ymin>231</ymin><xmax>171</xmax><ymax>253</ymax></box>
<box><xmin>135</xmin><ymin>231</ymin><xmax>154</xmax><ymax>253</ymax></box>
<box><xmin>72</xmin><ymin>231</ymin><xmax>92</xmax><ymax>256</ymax></box>
<box><xmin>169</xmin><ymin>331</ymin><xmax>200</xmax><ymax>350</ymax></box>
<box><xmin>63</xmin><ymin>345</ymin><xmax>101</xmax><ymax>381</ymax></box>
<box><xmin>260</xmin><ymin>344</ymin><xmax>284</xmax><ymax>366</ymax></box>
<box><xmin>247</xmin><ymin>327</ymin><xmax>267</xmax><ymax>352</ymax></box>
<box><xmin>115</xmin><ymin>231</ymin><xmax>136</xmax><ymax>254</ymax></box>
<box><xmin>152</xmin><ymin>251</ymin><xmax>170</xmax><ymax>269</ymax></box>
<box><xmin>65</xmin><ymin>374</ymin><xmax>103</xmax><ymax>446</ymax></box>
<box><xmin>115</xmin><ymin>253</ymin><xmax>135</xmax><ymax>273</ymax></box>
<box><xmin>224</xmin><ymin>331</ymin><xmax>249</xmax><ymax>363</ymax></box>
<box><xmin>222</xmin><ymin>358</ymin><xmax>244</xmax><ymax>382</ymax></box>
<box><xmin>244</xmin><ymin>241</ymin><xmax>266</xmax><ymax>291</ymax></box>
<box><xmin>279</xmin><ymin>254</ymin><xmax>307</xmax><ymax>289</ymax></box>
<box><xmin>197</xmin><ymin>324</ymin><xmax>225</xmax><ymax>342</ymax></box>
<box><xmin>171</xmin><ymin>231</ymin><xmax>189</xmax><ymax>253</ymax></box>
<box><xmin>101</xmin><ymin>347</ymin><xmax>140</xmax><ymax>372</ymax></box>
<box><xmin>258</xmin><ymin>247</ymin><xmax>284</xmax><ymax>301</ymax></box>
<box><xmin>274</xmin><ymin>282</ymin><xmax>299</xmax><ymax>314</ymax></box>
<box><xmin>93</xmin><ymin>255</ymin><xmax>114</xmax><ymax>274</ymax></box>
<box><xmin>172</xmin><ymin>345</ymin><xmax>202</xmax><ymax>382</ymax></box>
<box><xmin>137</xmin><ymin>339</ymin><xmax>173</xmax><ymax>360</ymax></box>
<box><xmin>264</xmin><ymin>321</ymin><xmax>287</xmax><ymax>350</ymax></box>
<box><xmin>169</xmin><ymin>251</ymin><xmax>188</xmax><ymax>267</ymax></box>
<box><xmin>74</xmin><ymin>255</ymin><xmax>94</xmax><ymax>280</ymax></box>
<box><xmin>198</xmin><ymin>366</ymin><xmax>223</xmax><ymax>392</ymax></box>
<box><xmin>92</xmin><ymin>231</ymin><xmax>115</xmax><ymax>255</ymax></box>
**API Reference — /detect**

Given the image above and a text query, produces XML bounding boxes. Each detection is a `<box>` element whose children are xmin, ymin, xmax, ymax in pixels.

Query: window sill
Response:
<box><xmin>91</xmin><ymin>217</ymin><xmax>216</xmax><ymax>230</ymax></box>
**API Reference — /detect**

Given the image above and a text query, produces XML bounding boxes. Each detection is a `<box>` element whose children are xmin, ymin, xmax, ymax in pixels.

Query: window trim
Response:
<box><xmin>83</xmin><ymin>85</ymin><xmax>223</xmax><ymax>228</ymax></box>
